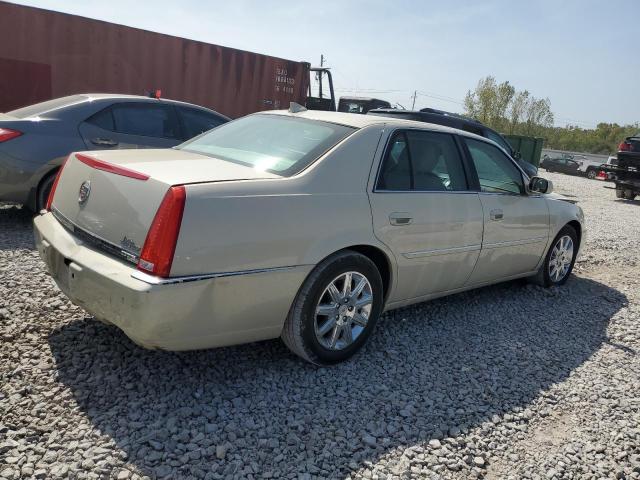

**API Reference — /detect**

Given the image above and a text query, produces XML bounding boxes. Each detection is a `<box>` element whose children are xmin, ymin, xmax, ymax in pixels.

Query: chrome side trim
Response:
<box><xmin>51</xmin><ymin>207</ymin><xmax>139</xmax><ymax>264</ymax></box>
<box><xmin>403</xmin><ymin>244</ymin><xmax>481</xmax><ymax>259</ymax></box>
<box><xmin>131</xmin><ymin>266</ymin><xmax>297</xmax><ymax>285</ymax></box>
<box><xmin>482</xmin><ymin>236</ymin><xmax>548</xmax><ymax>250</ymax></box>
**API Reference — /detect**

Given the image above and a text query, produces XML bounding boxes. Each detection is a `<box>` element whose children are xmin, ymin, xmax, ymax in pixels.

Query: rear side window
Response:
<box><xmin>465</xmin><ymin>138</ymin><xmax>524</xmax><ymax>195</ymax></box>
<box><xmin>87</xmin><ymin>108</ymin><xmax>115</xmax><ymax>130</ymax></box>
<box><xmin>179</xmin><ymin>107</ymin><xmax>226</xmax><ymax>139</ymax></box>
<box><xmin>87</xmin><ymin>103</ymin><xmax>181</xmax><ymax>139</ymax></box>
<box><xmin>111</xmin><ymin>104</ymin><xmax>180</xmax><ymax>139</ymax></box>
<box><xmin>377</xmin><ymin>130</ymin><xmax>467</xmax><ymax>192</ymax></box>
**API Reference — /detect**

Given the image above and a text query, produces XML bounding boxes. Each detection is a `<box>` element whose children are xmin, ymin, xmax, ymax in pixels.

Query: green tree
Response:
<box><xmin>463</xmin><ymin>76</ymin><xmax>637</xmax><ymax>154</ymax></box>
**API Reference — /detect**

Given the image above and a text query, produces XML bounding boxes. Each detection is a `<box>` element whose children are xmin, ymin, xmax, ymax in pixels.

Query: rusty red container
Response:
<box><xmin>0</xmin><ymin>1</ymin><xmax>310</xmax><ymax>118</ymax></box>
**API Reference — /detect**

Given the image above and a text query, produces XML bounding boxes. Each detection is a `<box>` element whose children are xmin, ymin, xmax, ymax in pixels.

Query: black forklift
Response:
<box><xmin>601</xmin><ymin>134</ymin><xmax>640</xmax><ymax>200</ymax></box>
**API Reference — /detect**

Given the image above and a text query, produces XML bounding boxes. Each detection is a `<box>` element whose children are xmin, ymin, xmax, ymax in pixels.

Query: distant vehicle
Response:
<box><xmin>34</xmin><ymin>109</ymin><xmax>584</xmax><ymax>364</ymax></box>
<box><xmin>368</xmin><ymin>108</ymin><xmax>538</xmax><ymax>177</ymax></box>
<box><xmin>540</xmin><ymin>155</ymin><xmax>582</xmax><ymax>176</ymax></box>
<box><xmin>0</xmin><ymin>94</ymin><xmax>229</xmax><ymax>211</ymax></box>
<box><xmin>337</xmin><ymin>97</ymin><xmax>392</xmax><ymax>114</ymax></box>
<box><xmin>601</xmin><ymin>134</ymin><xmax>640</xmax><ymax>200</ymax></box>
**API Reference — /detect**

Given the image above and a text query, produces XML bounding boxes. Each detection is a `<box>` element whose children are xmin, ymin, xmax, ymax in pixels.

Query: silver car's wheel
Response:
<box><xmin>587</xmin><ymin>169</ymin><xmax>596</xmax><ymax>179</ymax></box>
<box><xmin>281</xmin><ymin>250</ymin><xmax>384</xmax><ymax>365</ymax></box>
<box><xmin>548</xmin><ymin>235</ymin><xmax>574</xmax><ymax>282</ymax></box>
<box><xmin>314</xmin><ymin>271</ymin><xmax>373</xmax><ymax>351</ymax></box>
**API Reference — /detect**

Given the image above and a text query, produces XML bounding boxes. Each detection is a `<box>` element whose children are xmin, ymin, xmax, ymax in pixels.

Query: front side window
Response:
<box><xmin>178</xmin><ymin>114</ymin><xmax>355</xmax><ymax>177</ymax></box>
<box><xmin>486</xmin><ymin>130</ymin><xmax>513</xmax><ymax>154</ymax></box>
<box><xmin>465</xmin><ymin>138</ymin><xmax>524</xmax><ymax>195</ymax></box>
<box><xmin>179</xmin><ymin>108</ymin><xmax>226</xmax><ymax>139</ymax></box>
<box><xmin>377</xmin><ymin>130</ymin><xmax>467</xmax><ymax>192</ymax></box>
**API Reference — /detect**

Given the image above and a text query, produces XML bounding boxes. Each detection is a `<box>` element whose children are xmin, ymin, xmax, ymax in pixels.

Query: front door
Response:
<box><xmin>462</xmin><ymin>138</ymin><xmax>549</xmax><ymax>284</ymax></box>
<box><xmin>368</xmin><ymin>129</ymin><xmax>484</xmax><ymax>303</ymax></box>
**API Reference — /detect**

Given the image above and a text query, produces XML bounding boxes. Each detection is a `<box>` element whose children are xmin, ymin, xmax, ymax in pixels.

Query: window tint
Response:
<box><xmin>111</xmin><ymin>104</ymin><xmax>180</xmax><ymax>139</ymax></box>
<box><xmin>86</xmin><ymin>108</ymin><xmax>115</xmax><ymax>131</ymax></box>
<box><xmin>377</xmin><ymin>133</ymin><xmax>411</xmax><ymax>190</ymax></box>
<box><xmin>377</xmin><ymin>130</ymin><xmax>467</xmax><ymax>192</ymax></box>
<box><xmin>178</xmin><ymin>114</ymin><xmax>354</xmax><ymax>177</ymax></box>
<box><xmin>485</xmin><ymin>130</ymin><xmax>512</xmax><ymax>154</ymax></box>
<box><xmin>406</xmin><ymin>131</ymin><xmax>467</xmax><ymax>191</ymax></box>
<box><xmin>179</xmin><ymin>108</ymin><xmax>226</xmax><ymax>139</ymax></box>
<box><xmin>465</xmin><ymin>138</ymin><xmax>524</xmax><ymax>195</ymax></box>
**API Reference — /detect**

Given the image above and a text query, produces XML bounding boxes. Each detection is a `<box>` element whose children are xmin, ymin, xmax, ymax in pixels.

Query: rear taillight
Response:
<box><xmin>619</xmin><ymin>142</ymin><xmax>631</xmax><ymax>152</ymax></box>
<box><xmin>0</xmin><ymin>128</ymin><xmax>22</xmax><ymax>142</ymax></box>
<box><xmin>45</xmin><ymin>158</ymin><xmax>69</xmax><ymax>211</ymax></box>
<box><xmin>137</xmin><ymin>186</ymin><xmax>186</xmax><ymax>278</ymax></box>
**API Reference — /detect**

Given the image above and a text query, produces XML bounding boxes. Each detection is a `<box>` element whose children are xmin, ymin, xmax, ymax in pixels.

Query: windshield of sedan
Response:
<box><xmin>178</xmin><ymin>114</ymin><xmax>356</xmax><ymax>177</ymax></box>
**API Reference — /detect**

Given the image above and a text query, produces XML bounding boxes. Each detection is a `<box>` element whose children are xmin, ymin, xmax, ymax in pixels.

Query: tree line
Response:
<box><xmin>463</xmin><ymin>76</ymin><xmax>638</xmax><ymax>155</ymax></box>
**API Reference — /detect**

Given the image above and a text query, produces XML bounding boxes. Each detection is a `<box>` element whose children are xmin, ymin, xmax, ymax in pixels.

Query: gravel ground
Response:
<box><xmin>1</xmin><ymin>172</ymin><xmax>639</xmax><ymax>480</ymax></box>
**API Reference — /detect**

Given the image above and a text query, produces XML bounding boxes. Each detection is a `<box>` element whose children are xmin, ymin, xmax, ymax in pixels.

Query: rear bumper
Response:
<box><xmin>34</xmin><ymin>212</ymin><xmax>311</xmax><ymax>350</ymax></box>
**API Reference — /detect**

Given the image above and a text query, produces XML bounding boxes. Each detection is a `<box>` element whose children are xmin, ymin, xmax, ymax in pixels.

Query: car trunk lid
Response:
<box><xmin>50</xmin><ymin>149</ymin><xmax>279</xmax><ymax>264</ymax></box>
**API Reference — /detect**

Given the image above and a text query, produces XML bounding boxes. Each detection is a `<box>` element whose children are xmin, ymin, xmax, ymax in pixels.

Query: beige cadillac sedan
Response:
<box><xmin>34</xmin><ymin>108</ymin><xmax>584</xmax><ymax>364</ymax></box>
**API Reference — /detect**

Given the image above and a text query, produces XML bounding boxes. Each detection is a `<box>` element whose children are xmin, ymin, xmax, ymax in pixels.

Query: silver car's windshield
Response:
<box><xmin>178</xmin><ymin>114</ymin><xmax>355</xmax><ymax>177</ymax></box>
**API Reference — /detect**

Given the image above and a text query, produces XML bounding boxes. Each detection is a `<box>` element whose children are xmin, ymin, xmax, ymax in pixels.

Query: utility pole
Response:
<box><xmin>318</xmin><ymin>54</ymin><xmax>325</xmax><ymax>99</ymax></box>
<box><xmin>411</xmin><ymin>90</ymin><xmax>417</xmax><ymax>110</ymax></box>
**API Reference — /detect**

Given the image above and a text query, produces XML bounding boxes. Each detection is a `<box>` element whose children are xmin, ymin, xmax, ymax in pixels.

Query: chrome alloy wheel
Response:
<box><xmin>314</xmin><ymin>271</ymin><xmax>373</xmax><ymax>350</ymax></box>
<box><xmin>549</xmin><ymin>235</ymin><xmax>574</xmax><ymax>282</ymax></box>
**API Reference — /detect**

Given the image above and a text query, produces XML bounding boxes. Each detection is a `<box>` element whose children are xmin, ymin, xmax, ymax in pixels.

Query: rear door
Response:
<box><xmin>79</xmin><ymin>102</ymin><xmax>182</xmax><ymax>150</ymax></box>
<box><xmin>462</xmin><ymin>137</ymin><xmax>549</xmax><ymax>284</ymax></box>
<box><xmin>368</xmin><ymin>129</ymin><xmax>484</xmax><ymax>302</ymax></box>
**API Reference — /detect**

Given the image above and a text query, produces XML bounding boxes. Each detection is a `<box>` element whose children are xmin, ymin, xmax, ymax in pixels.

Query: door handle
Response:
<box><xmin>389</xmin><ymin>212</ymin><xmax>413</xmax><ymax>226</ymax></box>
<box><xmin>91</xmin><ymin>138</ymin><xmax>119</xmax><ymax>147</ymax></box>
<box><xmin>490</xmin><ymin>209</ymin><xmax>504</xmax><ymax>221</ymax></box>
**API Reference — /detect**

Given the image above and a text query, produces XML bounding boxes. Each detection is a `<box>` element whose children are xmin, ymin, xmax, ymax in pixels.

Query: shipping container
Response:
<box><xmin>504</xmin><ymin>134</ymin><xmax>545</xmax><ymax>167</ymax></box>
<box><xmin>0</xmin><ymin>1</ymin><xmax>313</xmax><ymax>118</ymax></box>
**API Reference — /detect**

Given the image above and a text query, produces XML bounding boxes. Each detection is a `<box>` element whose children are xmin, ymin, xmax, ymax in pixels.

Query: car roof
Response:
<box><xmin>8</xmin><ymin>93</ymin><xmax>226</xmax><ymax>119</ymax></box>
<box><xmin>260</xmin><ymin>109</ymin><xmax>491</xmax><ymax>141</ymax></box>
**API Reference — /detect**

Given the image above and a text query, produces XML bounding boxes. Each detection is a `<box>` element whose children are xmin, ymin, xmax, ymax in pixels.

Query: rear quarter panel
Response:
<box><xmin>172</xmin><ymin>125</ymin><xmax>390</xmax><ymax>276</ymax></box>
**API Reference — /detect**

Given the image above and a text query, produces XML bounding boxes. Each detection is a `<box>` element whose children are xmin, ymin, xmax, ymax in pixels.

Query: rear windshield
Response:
<box><xmin>178</xmin><ymin>114</ymin><xmax>356</xmax><ymax>177</ymax></box>
<box><xmin>7</xmin><ymin>95</ymin><xmax>86</xmax><ymax>118</ymax></box>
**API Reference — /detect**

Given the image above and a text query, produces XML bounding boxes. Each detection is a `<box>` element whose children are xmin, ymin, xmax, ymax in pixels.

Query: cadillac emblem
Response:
<box><xmin>78</xmin><ymin>180</ymin><xmax>91</xmax><ymax>205</ymax></box>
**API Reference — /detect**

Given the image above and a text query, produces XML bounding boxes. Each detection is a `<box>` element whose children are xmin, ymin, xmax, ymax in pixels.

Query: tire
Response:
<box><xmin>530</xmin><ymin>225</ymin><xmax>578</xmax><ymax>287</ymax></box>
<box><xmin>281</xmin><ymin>250</ymin><xmax>384</xmax><ymax>365</ymax></box>
<box><xmin>36</xmin><ymin>170</ymin><xmax>58</xmax><ymax>212</ymax></box>
<box><xmin>616</xmin><ymin>189</ymin><xmax>624</xmax><ymax>199</ymax></box>
<box><xmin>586</xmin><ymin>169</ymin><xmax>596</xmax><ymax>179</ymax></box>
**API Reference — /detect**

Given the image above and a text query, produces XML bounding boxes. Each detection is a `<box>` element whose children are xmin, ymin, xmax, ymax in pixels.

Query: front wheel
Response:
<box><xmin>531</xmin><ymin>225</ymin><xmax>578</xmax><ymax>287</ymax></box>
<box><xmin>281</xmin><ymin>250</ymin><xmax>384</xmax><ymax>365</ymax></box>
<box><xmin>586</xmin><ymin>169</ymin><xmax>597</xmax><ymax>179</ymax></box>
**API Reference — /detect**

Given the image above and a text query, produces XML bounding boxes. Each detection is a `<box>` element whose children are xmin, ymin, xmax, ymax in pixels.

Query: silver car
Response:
<box><xmin>34</xmin><ymin>108</ymin><xmax>585</xmax><ymax>364</ymax></box>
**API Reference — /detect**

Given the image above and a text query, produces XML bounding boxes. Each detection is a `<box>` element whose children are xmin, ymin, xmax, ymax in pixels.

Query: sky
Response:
<box><xmin>9</xmin><ymin>0</ymin><xmax>640</xmax><ymax>128</ymax></box>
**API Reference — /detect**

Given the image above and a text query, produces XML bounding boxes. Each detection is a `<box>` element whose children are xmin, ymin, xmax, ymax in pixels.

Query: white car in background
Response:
<box><xmin>34</xmin><ymin>108</ymin><xmax>585</xmax><ymax>364</ymax></box>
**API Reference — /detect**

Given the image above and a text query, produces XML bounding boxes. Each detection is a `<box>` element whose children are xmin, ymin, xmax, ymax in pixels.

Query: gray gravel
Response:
<box><xmin>1</xmin><ymin>172</ymin><xmax>639</xmax><ymax>480</ymax></box>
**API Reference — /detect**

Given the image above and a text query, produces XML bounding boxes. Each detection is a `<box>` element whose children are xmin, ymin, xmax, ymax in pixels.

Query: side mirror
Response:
<box><xmin>529</xmin><ymin>176</ymin><xmax>553</xmax><ymax>194</ymax></box>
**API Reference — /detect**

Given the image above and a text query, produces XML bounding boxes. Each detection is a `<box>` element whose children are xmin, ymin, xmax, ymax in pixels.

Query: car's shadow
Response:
<box><xmin>48</xmin><ymin>275</ymin><xmax>626</xmax><ymax>479</ymax></box>
<box><xmin>0</xmin><ymin>204</ymin><xmax>34</xmax><ymax>250</ymax></box>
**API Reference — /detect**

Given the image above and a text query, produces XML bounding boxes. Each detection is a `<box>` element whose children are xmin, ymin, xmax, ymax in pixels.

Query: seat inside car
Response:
<box><xmin>411</xmin><ymin>140</ymin><xmax>447</xmax><ymax>191</ymax></box>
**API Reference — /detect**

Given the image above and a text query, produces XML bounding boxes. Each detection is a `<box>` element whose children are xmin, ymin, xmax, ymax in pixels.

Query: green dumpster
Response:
<box><xmin>504</xmin><ymin>134</ymin><xmax>545</xmax><ymax>167</ymax></box>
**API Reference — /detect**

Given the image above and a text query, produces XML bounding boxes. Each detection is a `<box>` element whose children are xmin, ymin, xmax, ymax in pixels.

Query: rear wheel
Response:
<box><xmin>586</xmin><ymin>169</ymin><xmax>597</xmax><ymax>179</ymax></box>
<box><xmin>281</xmin><ymin>250</ymin><xmax>384</xmax><ymax>365</ymax></box>
<box><xmin>36</xmin><ymin>169</ymin><xmax>58</xmax><ymax>212</ymax></box>
<box><xmin>530</xmin><ymin>225</ymin><xmax>578</xmax><ymax>287</ymax></box>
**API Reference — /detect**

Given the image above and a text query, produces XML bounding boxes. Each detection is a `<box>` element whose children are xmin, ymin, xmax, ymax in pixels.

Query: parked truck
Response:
<box><xmin>601</xmin><ymin>135</ymin><xmax>640</xmax><ymax>200</ymax></box>
<box><xmin>0</xmin><ymin>1</ymin><xmax>336</xmax><ymax>118</ymax></box>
